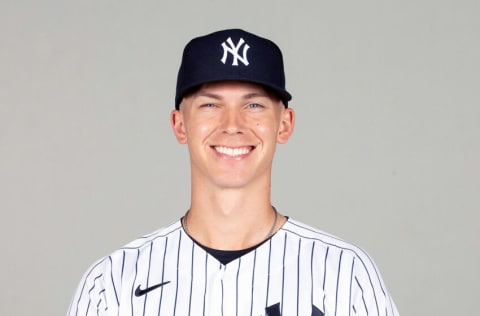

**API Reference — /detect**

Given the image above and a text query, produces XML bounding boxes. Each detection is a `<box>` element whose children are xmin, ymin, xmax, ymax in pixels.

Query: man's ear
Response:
<box><xmin>277</xmin><ymin>107</ymin><xmax>295</xmax><ymax>144</ymax></box>
<box><xmin>171</xmin><ymin>109</ymin><xmax>187</xmax><ymax>144</ymax></box>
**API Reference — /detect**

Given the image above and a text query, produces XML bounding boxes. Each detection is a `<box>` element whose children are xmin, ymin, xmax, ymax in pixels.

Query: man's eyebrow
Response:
<box><xmin>243</xmin><ymin>92</ymin><xmax>269</xmax><ymax>99</ymax></box>
<box><xmin>195</xmin><ymin>92</ymin><xmax>222</xmax><ymax>100</ymax></box>
<box><xmin>195</xmin><ymin>91</ymin><xmax>269</xmax><ymax>100</ymax></box>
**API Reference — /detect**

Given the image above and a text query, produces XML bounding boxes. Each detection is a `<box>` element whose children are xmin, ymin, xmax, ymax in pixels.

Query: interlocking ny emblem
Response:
<box><xmin>221</xmin><ymin>37</ymin><xmax>250</xmax><ymax>66</ymax></box>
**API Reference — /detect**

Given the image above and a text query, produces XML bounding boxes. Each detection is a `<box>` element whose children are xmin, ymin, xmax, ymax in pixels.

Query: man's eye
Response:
<box><xmin>248</xmin><ymin>103</ymin><xmax>262</xmax><ymax>109</ymax></box>
<box><xmin>201</xmin><ymin>103</ymin><xmax>216</xmax><ymax>108</ymax></box>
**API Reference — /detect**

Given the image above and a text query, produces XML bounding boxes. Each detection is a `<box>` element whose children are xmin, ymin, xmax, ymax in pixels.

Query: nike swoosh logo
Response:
<box><xmin>134</xmin><ymin>281</ymin><xmax>171</xmax><ymax>297</ymax></box>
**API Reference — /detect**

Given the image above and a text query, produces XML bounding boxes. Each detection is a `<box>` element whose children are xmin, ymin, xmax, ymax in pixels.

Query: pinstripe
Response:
<box><xmin>323</xmin><ymin>246</ymin><xmax>329</xmax><ymax>312</ymax></box>
<box><xmin>297</xmin><ymin>238</ymin><xmax>301</xmax><ymax>316</ymax></box>
<box><xmin>335</xmin><ymin>250</ymin><xmax>344</xmax><ymax>316</ymax></box>
<box><xmin>108</xmin><ymin>256</ymin><xmax>119</xmax><ymax>306</ymax></box>
<box><xmin>120</xmin><ymin>251</ymin><xmax>125</xmax><ymax>289</ymax></box>
<box><xmin>173</xmin><ymin>230</ymin><xmax>182</xmax><ymax>316</ymax></box>
<box><xmin>349</xmin><ymin>257</ymin><xmax>355</xmax><ymax>316</ymax></box>
<box><xmin>131</xmin><ymin>249</ymin><xmax>140</xmax><ymax>316</ymax></box>
<box><xmin>311</xmin><ymin>241</ymin><xmax>315</xmax><ymax>309</ymax></box>
<box><xmin>188</xmin><ymin>242</ymin><xmax>194</xmax><ymax>316</ymax></box>
<box><xmin>142</xmin><ymin>242</ymin><xmax>153</xmax><ymax>316</ymax></box>
<box><xmin>236</xmin><ymin>257</ymin><xmax>241</xmax><ymax>316</ymax></box>
<box><xmin>355</xmin><ymin>277</ymin><xmax>368</xmax><ymax>314</ymax></box>
<box><xmin>250</xmin><ymin>249</ymin><xmax>256</xmax><ymax>316</ymax></box>
<box><xmin>98</xmin><ymin>288</ymin><xmax>106</xmax><ymax>313</ymax></box>
<box><xmin>266</xmin><ymin>238</ymin><xmax>272</xmax><ymax>306</ymax></box>
<box><xmin>96</xmin><ymin>295</ymin><xmax>102</xmax><ymax>314</ymax></box>
<box><xmin>221</xmin><ymin>264</ymin><xmax>225</xmax><ymax>316</ymax></box>
<box><xmin>97</xmin><ymin>287</ymin><xmax>106</xmax><ymax>312</ymax></box>
<box><xmin>85</xmin><ymin>274</ymin><xmax>103</xmax><ymax>313</ymax></box>
<box><xmin>281</xmin><ymin>232</ymin><xmax>287</xmax><ymax>315</ymax></box>
<box><xmin>203</xmin><ymin>252</ymin><xmax>207</xmax><ymax>316</ymax></box>
<box><xmin>361</xmin><ymin>261</ymin><xmax>380</xmax><ymax>316</ymax></box>
<box><xmin>158</xmin><ymin>236</ymin><xmax>168</xmax><ymax>316</ymax></box>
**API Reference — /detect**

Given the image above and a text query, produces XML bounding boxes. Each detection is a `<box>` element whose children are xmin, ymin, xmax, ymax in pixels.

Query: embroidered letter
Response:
<box><xmin>221</xmin><ymin>37</ymin><xmax>250</xmax><ymax>66</ymax></box>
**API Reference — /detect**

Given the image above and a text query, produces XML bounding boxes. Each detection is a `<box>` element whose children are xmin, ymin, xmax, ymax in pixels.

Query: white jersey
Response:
<box><xmin>68</xmin><ymin>218</ymin><xmax>398</xmax><ymax>316</ymax></box>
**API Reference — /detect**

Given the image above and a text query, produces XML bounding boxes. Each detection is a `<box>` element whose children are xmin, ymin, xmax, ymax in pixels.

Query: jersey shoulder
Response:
<box><xmin>119</xmin><ymin>219</ymin><xmax>182</xmax><ymax>250</ymax></box>
<box><xmin>78</xmin><ymin>219</ymin><xmax>183</xmax><ymax>273</ymax></box>
<box><xmin>282</xmin><ymin>217</ymin><xmax>376</xmax><ymax>263</ymax></box>
<box><xmin>106</xmin><ymin>219</ymin><xmax>183</xmax><ymax>263</ymax></box>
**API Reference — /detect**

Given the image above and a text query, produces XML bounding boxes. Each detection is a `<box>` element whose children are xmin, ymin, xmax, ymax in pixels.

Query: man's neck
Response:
<box><xmin>185</xmin><ymin>185</ymin><xmax>284</xmax><ymax>250</ymax></box>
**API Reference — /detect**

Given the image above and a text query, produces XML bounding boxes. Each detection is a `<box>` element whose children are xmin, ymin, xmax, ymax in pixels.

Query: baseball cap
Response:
<box><xmin>175</xmin><ymin>28</ymin><xmax>292</xmax><ymax>109</ymax></box>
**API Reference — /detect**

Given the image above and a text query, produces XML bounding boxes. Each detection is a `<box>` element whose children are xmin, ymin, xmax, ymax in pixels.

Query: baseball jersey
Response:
<box><xmin>68</xmin><ymin>218</ymin><xmax>399</xmax><ymax>316</ymax></box>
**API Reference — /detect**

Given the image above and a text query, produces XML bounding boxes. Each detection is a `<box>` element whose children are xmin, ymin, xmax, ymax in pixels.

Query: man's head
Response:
<box><xmin>175</xmin><ymin>29</ymin><xmax>292</xmax><ymax>110</ymax></box>
<box><xmin>171</xmin><ymin>29</ymin><xmax>295</xmax><ymax>190</ymax></box>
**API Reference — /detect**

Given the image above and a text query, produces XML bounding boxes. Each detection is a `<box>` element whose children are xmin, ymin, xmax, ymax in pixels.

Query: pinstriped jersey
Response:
<box><xmin>68</xmin><ymin>218</ymin><xmax>399</xmax><ymax>316</ymax></box>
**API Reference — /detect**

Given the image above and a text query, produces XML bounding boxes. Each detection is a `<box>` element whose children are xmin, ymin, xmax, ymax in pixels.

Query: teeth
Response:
<box><xmin>214</xmin><ymin>146</ymin><xmax>251</xmax><ymax>156</ymax></box>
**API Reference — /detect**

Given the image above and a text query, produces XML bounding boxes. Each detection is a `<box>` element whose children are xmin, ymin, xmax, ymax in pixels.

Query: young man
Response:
<box><xmin>68</xmin><ymin>29</ymin><xmax>399</xmax><ymax>316</ymax></box>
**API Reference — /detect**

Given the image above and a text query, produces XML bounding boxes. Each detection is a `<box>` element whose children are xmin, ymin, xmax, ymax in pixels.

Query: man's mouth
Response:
<box><xmin>213</xmin><ymin>146</ymin><xmax>254</xmax><ymax>157</ymax></box>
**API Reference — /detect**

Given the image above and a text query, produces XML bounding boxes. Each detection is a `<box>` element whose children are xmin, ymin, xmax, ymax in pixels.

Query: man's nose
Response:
<box><xmin>221</xmin><ymin>108</ymin><xmax>245</xmax><ymax>134</ymax></box>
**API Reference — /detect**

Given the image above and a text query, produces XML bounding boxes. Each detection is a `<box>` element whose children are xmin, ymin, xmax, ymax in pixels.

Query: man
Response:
<box><xmin>68</xmin><ymin>29</ymin><xmax>398</xmax><ymax>316</ymax></box>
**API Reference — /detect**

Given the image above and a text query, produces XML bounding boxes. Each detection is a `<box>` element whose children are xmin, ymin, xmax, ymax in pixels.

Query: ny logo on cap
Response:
<box><xmin>221</xmin><ymin>37</ymin><xmax>250</xmax><ymax>66</ymax></box>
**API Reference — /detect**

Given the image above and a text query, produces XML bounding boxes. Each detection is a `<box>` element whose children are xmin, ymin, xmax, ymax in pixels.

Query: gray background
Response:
<box><xmin>1</xmin><ymin>1</ymin><xmax>478</xmax><ymax>315</ymax></box>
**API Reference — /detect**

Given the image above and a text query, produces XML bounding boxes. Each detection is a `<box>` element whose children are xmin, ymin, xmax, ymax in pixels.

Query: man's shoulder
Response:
<box><xmin>99</xmin><ymin>219</ymin><xmax>183</xmax><ymax>263</ymax></box>
<box><xmin>121</xmin><ymin>219</ymin><xmax>183</xmax><ymax>249</ymax></box>
<box><xmin>282</xmin><ymin>217</ymin><xmax>346</xmax><ymax>243</ymax></box>
<box><xmin>282</xmin><ymin>217</ymin><xmax>372</xmax><ymax>261</ymax></box>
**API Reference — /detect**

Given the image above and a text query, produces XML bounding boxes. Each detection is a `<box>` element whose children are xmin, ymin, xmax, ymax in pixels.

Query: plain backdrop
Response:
<box><xmin>1</xmin><ymin>1</ymin><xmax>479</xmax><ymax>315</ymax></box>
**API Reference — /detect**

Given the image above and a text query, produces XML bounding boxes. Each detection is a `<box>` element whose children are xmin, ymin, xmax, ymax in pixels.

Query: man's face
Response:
<box><xmin>171</xmin><ymin>81</ymin><xmax>295</xmax><ymax>190</ymax></box>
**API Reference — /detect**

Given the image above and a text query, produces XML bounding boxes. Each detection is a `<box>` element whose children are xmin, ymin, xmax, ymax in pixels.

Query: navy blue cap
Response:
<box><xmin>175</xmin><ymin>29</ymin><xmax>292</xmax><ymax>109</ymax></box>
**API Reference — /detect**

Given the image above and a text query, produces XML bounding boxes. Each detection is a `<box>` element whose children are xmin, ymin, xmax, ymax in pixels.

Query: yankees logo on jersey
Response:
<box><xmin>68</xmin><ymin>218</ymin><xmax>398</xmax><ymax>316</ymax></box>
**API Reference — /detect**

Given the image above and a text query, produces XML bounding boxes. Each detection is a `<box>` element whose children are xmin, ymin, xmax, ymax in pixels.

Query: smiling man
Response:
<box><xmin>68</xmin><ymin>29</ymin><xmax>399</xmax><ymax>316</ymax></box>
